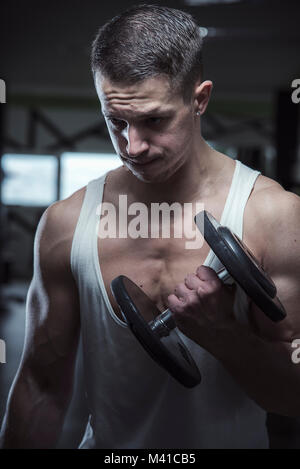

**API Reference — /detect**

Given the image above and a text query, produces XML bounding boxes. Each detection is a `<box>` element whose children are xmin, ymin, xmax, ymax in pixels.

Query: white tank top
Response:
<box><xmin>71</xmin><ymin>159</ymin><xmax>269</xmax><ymax>449</ymax></box>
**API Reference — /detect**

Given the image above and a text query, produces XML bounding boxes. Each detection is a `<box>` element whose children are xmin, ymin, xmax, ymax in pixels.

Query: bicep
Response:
<box><xmin>249</xmin><ymin>273</ymin><xmax>300</xmax><ymax>342</ymax></box>
<box><xmin>23</xmin><ymin>276</ymin><xmax>80</xmax><ymax>378</ymax></box>
<box><xmin>19</xmin><ymin>207</ymin><xmax>81</xmax><ymax>396</ymax></box>
<box><xmin>249</xmin><ymin>195</ymin><xmax>300</xmax><ymax>342</ymax></box>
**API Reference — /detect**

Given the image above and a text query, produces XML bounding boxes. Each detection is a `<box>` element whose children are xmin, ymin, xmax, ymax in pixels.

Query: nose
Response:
<box><xmin>124</xmin><ymin>124</ymin><xmax>149</xmax><ymax>158</ymax></box>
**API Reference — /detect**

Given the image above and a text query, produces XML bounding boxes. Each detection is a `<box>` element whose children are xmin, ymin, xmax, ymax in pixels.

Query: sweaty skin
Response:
<box><xmin>1</xmin><ymin>74</ymin><xmax>300</xmax><ymax>448</ymax></box>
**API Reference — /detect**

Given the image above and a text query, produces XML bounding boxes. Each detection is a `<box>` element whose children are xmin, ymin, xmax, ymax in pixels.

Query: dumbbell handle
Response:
<box><xmin>149</xmin><ymin>309</ymin><xmax>175</xmax><ymax>336</ymax></box>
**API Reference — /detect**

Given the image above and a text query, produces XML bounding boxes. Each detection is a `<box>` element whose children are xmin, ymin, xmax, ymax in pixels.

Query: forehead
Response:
<box><xmin>95</xmin><ymin>73</ymin><xmax>182</xmax><ymax>116</ymax></box>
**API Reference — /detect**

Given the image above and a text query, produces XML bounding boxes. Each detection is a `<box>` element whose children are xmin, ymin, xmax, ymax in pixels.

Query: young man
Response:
<box><xmin>1</xmin><ymin>5</ymin><xmax>300</xmax><ymax>449</ymax></box>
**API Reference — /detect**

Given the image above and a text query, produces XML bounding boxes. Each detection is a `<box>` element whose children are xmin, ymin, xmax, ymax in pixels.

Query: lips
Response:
<box><xmin>126</xmin><ymin>158</ymin><xmax>158</xmax><ymax>166</ymax></box>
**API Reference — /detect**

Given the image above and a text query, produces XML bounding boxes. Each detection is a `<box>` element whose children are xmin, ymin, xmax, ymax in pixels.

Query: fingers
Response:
<box><xmin>172</xmin><ymin>282</ymin><xmax>191</xmax><ymax>302</ymax></box>
<box><xmin>196</xmin><ymin>265</ymin><xmax>221</xmax><ymax>282</ymax></box>
<box><xmin>168</xmin><ymin>266</ymin><xmax>237</xmax><ymax>339</ymax></box>
<box><xmin>184</xmin><ymin>273</ymin><xmax>202</xmax><ymax>290</ymax></box>
<box><xmin>170</xmin><ymin>266</ymin><xmax>223</xmax><ymax>312</ymax></box>
<box><xmin>175</xmin><ymin>281</ymin><xmax>190</xmax><ymax>296</ymax></box>
<box><xmin>183</xmin><ymin>267</ymin><xmax>219</xmax><ymax>289</ymax></box>
<box><xmin>167</xmin><ymin>293</ymin><xmax>185</xmax><ymax>313</ymax></box>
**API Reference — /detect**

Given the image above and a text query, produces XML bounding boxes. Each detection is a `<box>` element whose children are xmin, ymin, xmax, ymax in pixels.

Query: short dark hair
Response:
<box><xmin>91</xmin><ymin>4</ymin><xmax>204</xmax><ymax>102</ymax></box>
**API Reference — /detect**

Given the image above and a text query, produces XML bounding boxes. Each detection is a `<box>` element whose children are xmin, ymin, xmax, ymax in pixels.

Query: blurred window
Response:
<box><xmin>1</xmin><ymin>154</ymin><xmax>57</xmax><ymax>206</ymax></box>
<box><xmin>60</xmin><ymin>152</ymin><xmax>121</xmax><ymax>200</ymax></box>
<box><xmin>1</xmin><ymin>152</ymin><xmax>122</xmax><ymax>205</ymax></box>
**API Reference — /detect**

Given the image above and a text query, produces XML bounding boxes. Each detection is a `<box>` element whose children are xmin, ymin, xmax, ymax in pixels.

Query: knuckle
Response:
<box><xmin>186</xmin><ymin>273</ymin><xmax>196</xmax><ymax>280</ymax></box>
<box><xmin>212</xmin><ymin>279</ymin><xmax>222</xmax><ymax>292</ymax></box>
<box><xmin>171</xmin><ymin>304</ymin><xmax>185</xmax><ymax>315</ymax></box>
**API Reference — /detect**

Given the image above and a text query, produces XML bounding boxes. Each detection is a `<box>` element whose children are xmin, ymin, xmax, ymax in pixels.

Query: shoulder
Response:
<box><xmin>34</xmin><ymin>186</ymin><xmax>87</xmax><ymax>270</ymax></box>
<box><xmin>40</xmin><ymin>166</ymin><xmax>125</xmax><ymax>241</ymax></box>
<box><xmin>247</xmin><ymin>175</ymin><xmax>300</xmax><ymax>230</ymax></box>
<box><xmin>244</xmin><ymin>174</ymin><xmax>300</xmax><ymax>270</ymax></box>
<box><xmin>40</xmin><ymin>186</ymin><xmax>86</xmax><ymax>237</ymax></box>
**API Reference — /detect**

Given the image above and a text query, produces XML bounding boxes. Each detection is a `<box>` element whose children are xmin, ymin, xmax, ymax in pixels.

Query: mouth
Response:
<box><xmin>125</xmin><ymin>158</ymin><xmax>159</xmax><ymax>166</ymax></box>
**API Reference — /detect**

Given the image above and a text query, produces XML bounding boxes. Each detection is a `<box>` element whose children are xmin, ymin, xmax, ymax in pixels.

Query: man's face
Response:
<box><xmin>95</xmin><ymin>73</ymin><xmax>199</xmax><ymax>183</ymax></box>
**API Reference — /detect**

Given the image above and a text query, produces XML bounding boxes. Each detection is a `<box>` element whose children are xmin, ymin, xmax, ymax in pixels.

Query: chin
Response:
<box><xmin>131</xmin><ymin>172</ymin><xmax>159</xmax><ymax>183</ymax></box>
<box><xmin>132</xmin><ymin>169</ymin><xmax>173</xmax><ymax>184</ymax></box>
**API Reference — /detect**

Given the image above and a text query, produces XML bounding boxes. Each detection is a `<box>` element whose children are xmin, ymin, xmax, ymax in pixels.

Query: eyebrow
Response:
<box><xmin>104</xmin><ymin>108</ymin><xmax>172</xmax><ymax>119</ymax></box>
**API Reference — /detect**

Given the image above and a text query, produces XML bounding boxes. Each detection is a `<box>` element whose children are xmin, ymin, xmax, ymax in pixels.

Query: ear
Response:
<box><xmin>193</xmin><ymin>80</ymin><xmax>213</xmax><ymax>116</ymax></box>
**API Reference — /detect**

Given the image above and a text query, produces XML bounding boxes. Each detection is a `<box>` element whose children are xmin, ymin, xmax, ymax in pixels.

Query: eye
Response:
<box><xmin>147</xmin><ymin>117</ymin><xmax>162</xmax><ymax>125</ymax></box>
<box><xmin>108</xmin><ymin>117</ymin><xmax>126</xmax><ymax>129</ymax></box>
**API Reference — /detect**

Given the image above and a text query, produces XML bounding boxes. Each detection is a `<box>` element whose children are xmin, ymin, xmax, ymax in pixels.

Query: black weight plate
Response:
<box><xmin>194</xmin><ymin>211</ymin><xmax>286</xmax><ymax>322</ymax></box>
<box><xmin>219</xmin><ymin>227</ymin><xmax>276</xmax><ymax>298</ymax></box>
<box><xmin>110</xmin><ymin>275</ymin><xmax>201</xmax><ymax>388</ymax></box>
<box><xmin>196</xmin><ymin>211</ymin><xmax>274</xmax><ymax>295</ymax></box>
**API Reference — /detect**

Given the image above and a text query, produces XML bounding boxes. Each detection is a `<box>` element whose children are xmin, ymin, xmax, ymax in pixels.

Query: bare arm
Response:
<box><xmin>168</xmin><ymin>188</ymin><xmax>300</xmax><ymax>417</ymax></box>
<box><xmin>0</xmin><ymin>201</ymin><xmax>81</xmax><ymax>448</ymax></box>
<box><xmin>236</xmin><ymin>189</ymin><xmax>300</xmax><ymax>415</ymax></box>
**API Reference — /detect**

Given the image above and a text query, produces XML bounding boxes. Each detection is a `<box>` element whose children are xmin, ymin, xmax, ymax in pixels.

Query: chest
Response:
<box><xmin>97</xmin><ymin>232</ymin><xmax>211</xmax><ymax>321</ymax></box>
<box><xmin>95</xmin><ymin>168</ymin><xmax>245</xmax><ymax>322</ymax></box>
<box><xmin>95</xmin><ymin>180</ymin><xmax>231</xmax><ymax>322</ymax></box>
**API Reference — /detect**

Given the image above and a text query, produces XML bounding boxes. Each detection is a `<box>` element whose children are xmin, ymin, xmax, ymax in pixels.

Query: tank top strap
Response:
<box><xmin>220</xmin><ymin>160</ymin><xmax>261</xmax><ymax>238</ymax></box>
<box><xmin>70</xmin><ymin>173</ymin><xmax>107</xmax><ymax>279</ymax></box>
<box><xmin>204</xmin><ymin>160</ymin><xmax>260</xmax><ymax>279</ymax></box>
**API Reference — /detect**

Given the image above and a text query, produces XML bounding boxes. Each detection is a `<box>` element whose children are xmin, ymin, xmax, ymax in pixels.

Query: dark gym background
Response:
<box><xmin>0</xmin><ymin>0</ymin><xmax>300</xmax><ymax>449</ymax></box>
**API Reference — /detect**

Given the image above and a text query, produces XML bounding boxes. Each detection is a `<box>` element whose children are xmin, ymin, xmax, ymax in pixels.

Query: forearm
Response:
<box><xmin>0</xmin><ymin>376</ymin><xmax>69</xmax><ymax>449</ymax></box>
<box><xmin>199</xmin><ymin>321</ymin><xmax>300</xmax><ymax>417</ymax></box>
